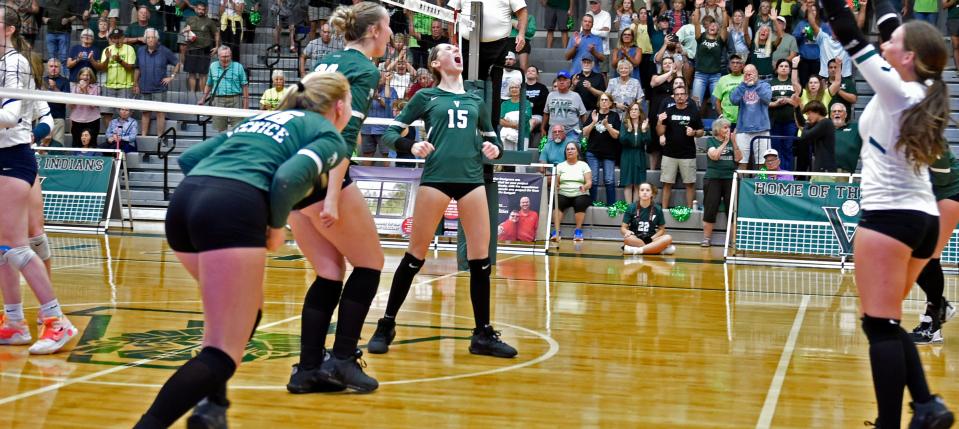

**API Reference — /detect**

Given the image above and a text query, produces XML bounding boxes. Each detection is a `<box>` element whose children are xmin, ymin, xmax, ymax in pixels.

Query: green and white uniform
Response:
<box><xmin>931</xmin><ymin>146</ymin><xmax>959</xmax><ymax>202</ymax></box>
<box><xmin>179</xmin><ymin>110</ymin><xmax>349</xmax><ymax>228</ymax></box>
<box><xmin>313</xmin><ymin>48</ymin><xmax>381</xmax><ymax>153</ymax></box>
<box><xmin>383</xmin><ymin>87</ymin><xmax>502</xmax><ymax>184</ymax></box>
<box><xmin>622</xmin><ymin>202</ymin><xmax>665</xmax><ymax>239</ymax></box>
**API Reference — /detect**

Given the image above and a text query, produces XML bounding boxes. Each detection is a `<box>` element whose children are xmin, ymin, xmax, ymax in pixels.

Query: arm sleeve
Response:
<box><xmin>178</xmin><ymin>132</ymin><xmax>228</xmax><ymax>175</ymax></box>
<box><xmin>32</xmin><ymin>101</ymin><xmax>53</xmax><ymax>140</ymax></box>
<box><xmin>268</xmin><ymin>138</ymin><xmax>349</xmax><ymax>228</ymax></box>
<box><xmin>478</xmin><ymin>98</ymin><xmax>503</xmax><ymax>157</ymax></box>
<box><xmin>382</xmin><ymin>91</ymin><xmax>427</xmax><ymax>152</ymax></box>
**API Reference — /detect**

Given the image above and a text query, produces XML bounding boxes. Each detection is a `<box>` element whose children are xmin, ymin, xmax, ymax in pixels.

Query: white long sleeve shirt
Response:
<box><xmin>0</xmin><ymin>50</ymin><xmax>39</xmax><ymax>149</ymax></box>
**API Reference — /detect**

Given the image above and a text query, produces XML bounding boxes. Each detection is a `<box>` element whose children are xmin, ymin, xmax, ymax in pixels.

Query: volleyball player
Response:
<box><xmin>366</xmin><ymin>43</ymin><xmax>517</xmax><ymax>359</ymax></box>
<box><xmin>29</xmin><ymin>100</ymin><xmax>55</xmax><ymax>278</ymax></box>
<box><xmin>0</xmin><ymin>6</ymin><xmax>77</xmax><ymax>355</ymax></box>
<box><xmin>284</xmin><ymin>2</ymin><xmax>392</xmax><ymax>394</ymax></box>
<box><xmin>819</xmin><ymin>0</ymin><xmax>954</xmax><ymax>426</ymax></box>
<box><xmin>133</xmin><ymin>72</ymin><xmax>352</xmax><ymax>429</ymax></box>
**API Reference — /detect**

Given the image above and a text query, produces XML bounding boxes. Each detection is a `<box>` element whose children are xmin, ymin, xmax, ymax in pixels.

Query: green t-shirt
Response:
<box><xmin>931</xmin><ymin>143</ymin><xmax>959</xmax><ymax>200</ymax></box>
<box><xmin>950</xmin><ymin>1</ymin><xmax>959</xmax><ymax>18</ymax></box>
<box><xmin>829</xmin><ymin>76</ymin><xmax>858</xmax><ymax>119</ymax></box>
<box><xmin>695</xmin><ymin>36</ymin><xmax>726</xmax><ymax>74</ymax></box>
<box><xmin>510</xmin><ymin>13</ymin><xmax>536</xmax><ymax>38</ymax></box>
<box><xmin>500</xmin><ymin>98</ymin><xmax>532</xmax><ymax>121</ymax></box>
<box><xmin>748</xmin><ymin>46</ymin><xmax>774</xmax><ymax>77</ymax></box>
<box><xmin>546</xmin><ymin>0</ymin><xmax>570</xmax><ymax>9</ymax></box>
<box><xmin>769</xmin><ymin>78</ymin><xmax>796</xmax><ymax>124</ymax></box>
<box><xmin>313</xmin><ymin>48</ymin><xmax>381</xmax><ymax>154</ymax></box>
<box><xmin>713</xmin><ymin>73</ymin><xmax>744</xmax><ymax>123</ymax></box>
<box><xmin>622</xmin><ymin>202</ymin><xmax>665</xmax><ymax>237</ymax></box>
<box><xmin>834</xmin><ymin>122</ymin><xmax>862</xmax><ymax>172</ymax></box>
<box><xmin>179</xmin><ymin>110</ymin><xmax>350</xmax><ymax>228</ymax></box>
<box><xmin>705</xmin><ymin>137</ymin><xmax>738</xmax><ymax>179</ymax></box>
<box><xmin>384</xmin><ymin>87</ymin><xmax>502</xmax><ymax>184</ymax></box>
<box><xmin>914</xmin><ymin>0</ymin><xmax>938</xmax><ymax>13</ymax></box>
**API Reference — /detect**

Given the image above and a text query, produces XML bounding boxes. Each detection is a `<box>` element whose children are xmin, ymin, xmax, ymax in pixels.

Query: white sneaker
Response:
<box><xmin>662</xmin><ymin>245</ymin><xmax>676</xmax><ymax>255</ymax></box>
<box><xmin>623</xmin><ymin>245</ymin><xmax>643</xmax><ymax>255</ymax></box>
<box><xmin>28</xmin><ymin>316</ymin><xmax>78</xmax><ymax>355</ymax></box>
<box><xmin>0</xmin><ymin>316</ymin><xmax>31</xmax><ymax>345</ymax></box>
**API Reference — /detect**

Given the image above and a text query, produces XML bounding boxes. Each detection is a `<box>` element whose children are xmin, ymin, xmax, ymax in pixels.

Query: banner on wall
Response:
<box><xmin>493</xmin><ymin>173</ymin><xmax>545</xmax><ymax>243</ymax></box>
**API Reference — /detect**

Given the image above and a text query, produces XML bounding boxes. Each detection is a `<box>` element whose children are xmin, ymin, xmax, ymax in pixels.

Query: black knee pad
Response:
<box><xmin>304</xmin><ymin>276</ymin><xmax>343</xmax><ymax>313</ymax></box>
<box><xmin>862</xmin><ymin>314</ymin><xmax>903</xmax><ymax>344</ymax></box>
<box><xmin>341</xmin><ymin>267</ymin><xmax>380</xmax><ymax>304</ymax></box>
<box><xmin>196</xmin><ymin>346</ymin><xmax>237</xmax><ymax>384</ymax></box>
<box><xmin>248</xmin><ymin>309</ymin><xmax>262</xmax><ymax>341</ymax></box>
<box><xmin>468</xmin><ymin>258</ymin><xmax>491</xmax><ymax>277</ymax></box>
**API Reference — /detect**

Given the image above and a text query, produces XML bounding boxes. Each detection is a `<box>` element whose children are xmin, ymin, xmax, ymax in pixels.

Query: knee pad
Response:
<box><xmin>468</xmin><ymin>258</ymin><xmax>492</xmax><ymax>277</ymax></box>
<box><xmin>196</xmin><ymin>346</ymin><xmax>237</xmax><ymax>384</ymax></box>
<box><xmin>304</xmin><ymin>276</ymin><xmax>343</xmax><ymax>313</ymax></box>
<box><xmin>862</xmin><ymin>314</ymin><xmax>902</xmax><ymax>344</ymax></box>
<box><xmin>341</xmin><ymin>267</ymin><xmax>380</xmax><ymax>304</ymax></box>
<box><xmin>0</xmin><ymin>246</ymin><xmax>37</xmax><ymax>270</ymax></box>
<box><xmin>29</xmin><ymin>234</ymin><xmax>51</xmax><ymax>261</ymax></box>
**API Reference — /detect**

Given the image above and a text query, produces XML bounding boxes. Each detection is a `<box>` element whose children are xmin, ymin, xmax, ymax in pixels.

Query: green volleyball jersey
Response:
<box><xmin>931</xmin><ymin>145</ymin><xmax>959</xmax><ymax>201</ymax></box>
<box><xmin>622</xmin><ymin>202</ymin><xmax>665</xmax><ymax>237</ymax></box>
<box><xmin>313</xmin><ymin>48</ymin><xmax>381</xmax><ymax>153</ymax></box>
<box><xmin>179</xmin><ymin>110</ymin><xmax>349</xmax><ymax>227</ymax></box>
<box><xmin>383</xmin><ymin>87</ymin><xmax>501</xmax><ymax>184</ymax></box>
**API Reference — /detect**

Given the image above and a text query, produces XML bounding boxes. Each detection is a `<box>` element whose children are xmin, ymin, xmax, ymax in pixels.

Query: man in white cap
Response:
<box><xmin>585</xmin><ymin>0</ymin><xmax>611</xmax><ymax>74</ymax></box>
<box><xmin>760</xmin><ymin>148</ymin><xmax>795</xmax><ymax>181</ymax></box>
<box><xmin>500</xmin><ymin>51</ymin><xmax>522</xmax><ymax>99</ymax></box>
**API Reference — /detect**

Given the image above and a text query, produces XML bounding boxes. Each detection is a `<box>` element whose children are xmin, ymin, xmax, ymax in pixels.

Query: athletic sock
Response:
<box><xmin>917</xmin><ymin>258</ymin><xmax>945</xmax><ymax>316</ymax></box>
<box><xmin>862</xmin><ymin>314</ymin><xmax>907</xmax><ymax>428</ymax></box>
<box><xmin>135</xmin><ymin>346</ymin><xmax>236</xmax><ymax>428</ymax></box>
<box><xmin>39</xmin><ymin>299</ymin><xmax>62</xmax><ymax>319</ymax></box>
<box><xmin>332</xmin><ymin>268</ymin><xmax>381</xmax><ymax>359</ymax></box>
<box><xmin>300</xmin><ymin>277</ymin><xmax>343</xmax><ymax>368</ymax></box>
<box><xmin>3</xmin><ymin>303</ymin><xmax>24</xmax><ymax>322</ymax></box>
<box><xmin>383</xmin><ymin>253</ymin><xmax>424</xmax><ymax>319</ymax></box>
<box><xmin>898</xmin><ymin>326</ymin><xmax>933</xmax><ymax>403</ymax></box>
<box><xmin>208</xmin><ymin>309</ymin><xmax>262</xmax><ymax>406</ymax></box>
<box><xmin>468</xmin><ymin>258</ymin><xmax>491</xmax><ymax>329</ymax></box>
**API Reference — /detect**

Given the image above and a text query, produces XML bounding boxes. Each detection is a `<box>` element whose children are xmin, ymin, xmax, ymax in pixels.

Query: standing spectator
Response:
<box><xmin>811</xmin><ymin>19</ymin><xmax>852</xmax><ymax>79</ymax></box>
<box><xmin>619</xmin><ymin>101</ymin><xmax>651</xmax><ymax>203</ymax></box>
<box><xmin>551</xmin><ymin>142</ymin><xmax>592</xmax><ymax>242</ymax></box>
<box><xmin>96</xmin><ymin>29</ymin><xmax>137</xmax><ymax>127</ymax></box>
<box><xmin>543</xmin><ymin>0</ymin><xmax>572</xmax><ymax>49</ymax></box>
<box><xmin>14</xmin><ymin>0</ymin><xmax>39</xmax><ymax>47</ymax></box>
<box><xmin>748</xmin><ymin>24</ymin><xmax>774</xmax><ymax>79</ymax></box>
<box><xmin>301</xmin><ymin>23</ymin><xmax>344</xmax><ymax>77</ymax></box>
<box><xmin>124</xmin><ymin>6</ymin><xmax>152</xmax><ymax>48</ymax></box>
<box><xmin>542</xmin><ymin>70</ymin><xmax>588</xmax><ymax>141</ymax></box>
<box><xmin>905</xmin><ymin>0</ymin><xmax>940</xmax><ymax>24</ymax></box>
<box><xmin>500</xmin><ymin>78</ymin><xmax>533</xmax><ymax>150</ymax></box>
<box><xmin>948</xmin><ymin>0</ymin><xmax>959</xmax><ymax>72</ymax></box>
<box><xmin>654</xmin><ymin>32</ymin><xmax>688</xmax><ymax>74</ymax></box>
<box><xmin>93</xmin><ymin>15</ymin><xmax>110</xmax><ymax>53</ymax></box>
<box><xmin>67</xmin><ymin>29</ymin><xmax>102</xmax><ymax>82</ymax></box>
<box><xmin>760</xmin><ymin>149</ymin><xmax>795</xmax><ymax>180</ymax></box>
<box><xmin>219</xmin><ymin>0</ymin><xmax>244</xmax><ymax>60</ymax></box>
<box><xmin>43</xmin><ymin>0</ymin><xmax>76</xmax><ymax>65</ymax></box>
<box><xmin>831</xmin><ymin>103</ymin><xmax>862</xmax><ymax>177</ymax></box>
<box><xmin>826</xmin><ymin>58</ymin><xmax>857</xmax><ymax>120</ymax></box>
<box><xmin>69</xmin><ymin>67</ymin><xmax>102</xmax><ymax>144</ymax></box>
<box><xmin>702</xmin><ymin>118</ymin><xmax>742</xmax><ymax>246</ymax></box>
<box><xmin>360</xmin><ymin>71</ymin><xmax>397</xmax><ymax>165</ymax></box>
<box><xmin>796</xmin><ymin>100</ymin><xmax>835</xmax><ymax>179</ymax></box>
<box><xmin>408</xmin><ymin>19</ymin><xmax>448</xmax><ymax>68</ymax></box>
<box><xmin>647</xmin><ymin>57</ymin><xmax>681</xmax><ymax>169</ymax></box>
<box><xmin>607</xmin><ymin>59</ymin><xmax>643</xmax><ymax>115</ymax></box>
<box><xmin>524</xmin><ymin>66</ymin><xmax>549</xmax><ymax>139</ymax></box>
<box><xmin>42</xmin><ymin>59</ymin><xmax>70</xmax><ymax>146</ymax></box>
<box><xmin>615</xmin><ymin>0</ymin><xmax>639</xmax><ymax>31</ymax></box>
<box><xmin>258</xmin><ymin>70</ymin><xmax>291</xmax><ymax>110</ymax></box>
<box><xmin>729</xmin><ymin>64</ymin><xmax>772</xmax><ymax>168</ymax></box>
<box><xmin>713</xmin><ymin>54</ymin><xmax>745</xmax><ymax>126</ymax></box>
<box><xmin>691</xmin><ymin>13</ymin><xmax>728</xmax><ymax>111</ymax></box>
<box><xmin>201</xmin><ymin>46</ymin><xmax>249</xmax><ymax>132</ymax></box>
<box><xmin>791</xmin><ymin>0</ymin><xmax>821</xmax><ymax>87</ymax></box>
<box><xmin>771</xmin><ymin>15</ymin><xmax>798</xmax><ymax>65</ymax></box>
<box><xmin>572</xmin><ymin>57</ymin><xmax>608</xmax><ymax>112</ymax></box>
<box><xmin>540</xmin><ymin>124</ymin><xmax>580</xmax><ymax>166</ymax></box>
<box><xmin>405</xmin><ymin>68</ymin><xmax>433</xmax><ymax>99</ymax></box>
<box><xmin>633</xmin><ymin>7</ymin><xmax>658</xmax><ymax>97</ymax></box>
<box><xmin>793</xmin><ymin>55</ymin><xmax>831</xmax><ymax>116</ymax></box>
<box><xmin>768</xmin><ymin>58</ymin><xmax>800</xmax><ymax>171</ymax></box>
<box><xmin>509</xmin><ymin>10</ymin><xmax>535</xmax><ymax>72</ymax></box>
<box><xmin>611</xmin><ymin>28</ymin><xmax>642</xmax><ymax>80</ymax></box>
<box><xmin>647</xmin><ymin>14</ymin><xmax>672</xmax><ymax>68</ymax></box>
<box><xmin>695</xmin><ymin>0</ymin><xmax>728</xmax><ymax>29</ymax></box>
<box><xmin>749</xmin><ymin>1</ymin><xmax>775</xmax><ymax>34</ymax></box>
<box><xmin>667</xmin><ymin>0</ymin><xmax>690</xmax><ymax>33</ymax></box>
<box><xmin>583</xmin><ymin>93</ymin><xmax>622</xmax><ymax>205</ymax></box>
<box><xmin>565</xmin><ymin>14</ymin><xmax>605</xmax><ymax>75</ymax></box>
<box><xmin>271</xmin><ymin>0</ymin><xmax>296</xmax><ymax>53</ymax></box>
<box><xmin>727</xmin><ymin>8</ymin><xmax>753</xmax><ymax>59</ymax></box>
<box><xmin>515</xmin><ymin>196</ymin><xmax>538</xmax><ymax>242</ymax></box>
<box><xmin>585</xmin><ymin>0</ymin><xmax>612</xmax><ymax>74</ymax></box>
<box><xmin>621</xmin><ymin>183</ymin><xmax>675</xmax><ymax>255</ymax></box>
<box><xmin>500</xmin><ymin>52</ymin><xmax>522</xmax><ymax>100</ymax></box>
<box><xmin>134</xmin><ymin>28</ymin><xmax>180</xmax><ymax>136</ymax></box>
<box><xmin>103</xmin><ymin>108</ymin><xmax>139</xmax><ymax>152</ymax></box>
<box><xmin>180</xmin><ymin>0</ymin><xmax>219</xmax><ymax>96</ymax></box>
<box><xmin>656</xmin><ymin>85</ymin><xmax>704</xmax><ymax>209</ymax></box>
<box><xmin>386</xmin><ymin>55</ymin><xmax>414</xmax><ymax>98</ymax></box>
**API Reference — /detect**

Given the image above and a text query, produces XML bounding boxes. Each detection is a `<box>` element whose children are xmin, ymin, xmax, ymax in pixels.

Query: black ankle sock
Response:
<box><xmin>862</xmin><ymin>315</ymin><xmax>907</xmax><ymax>427</ymax></box>
<box><xmin>917</xmin><ymin>258</ymin><xmax>945</xmax><ymax>315</ymax></box>
<box><xmin>138</xmin><ymin>347</ymin><xmax>236</xmax><ymax>427</ymax></box>
<box><xmin>898</xmin><ymin>326</ymin><xmax>933</xmax><ymax>403</ymax></box>
<box><xmin>333</xmin><ymin>268</ymin><xmax>381</xmax><ymax>359</ymax></box>
<box><xmin>468</xmin><ymin>258</ymin><xmax>491</xmax><ymax>329</ymax></box>
<box><xmin>384</xmin><ymin>252</ymin><xmax>424</xmax><ymax>319</ymax></box>
<box><xmin>300</xmin><ymin>276</ymin><xmax>343</xmax><ymax>368</ymax></box>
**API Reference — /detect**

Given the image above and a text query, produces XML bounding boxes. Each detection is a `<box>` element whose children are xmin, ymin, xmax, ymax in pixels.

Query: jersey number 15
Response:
<box><xmin>447</xmin><ymin>109</ymin><xmax>468</xmax><ymax>129</ymax></box>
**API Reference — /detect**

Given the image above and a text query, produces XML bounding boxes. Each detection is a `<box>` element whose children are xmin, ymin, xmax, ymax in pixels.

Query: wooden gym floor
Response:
<box><xmin>0</xmin><ymin>231</ymin><xmax>956</xmax><ymax>428</ymax></box>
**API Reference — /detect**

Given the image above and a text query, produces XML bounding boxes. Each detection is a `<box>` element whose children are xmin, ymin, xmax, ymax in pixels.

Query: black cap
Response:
<box><xmin>109</xmin><ymin>28</ymin><xmax>124</xmax><ymax>39</ymax></box>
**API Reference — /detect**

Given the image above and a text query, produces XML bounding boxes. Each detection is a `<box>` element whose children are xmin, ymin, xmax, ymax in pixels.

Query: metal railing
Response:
<box><xmin>158</xmin><ymin>126</ymin><xmax>178</xmax><ymax>200</ymax></box>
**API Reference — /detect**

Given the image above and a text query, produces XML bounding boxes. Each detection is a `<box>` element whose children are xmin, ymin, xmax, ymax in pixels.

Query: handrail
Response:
<box><xmin>158</xmin><ymin>126</ymin><xmax>178</xmax><ymax>200</ymax></box>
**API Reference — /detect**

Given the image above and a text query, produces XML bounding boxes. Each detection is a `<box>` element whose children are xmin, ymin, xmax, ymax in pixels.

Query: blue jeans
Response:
<box><xmin>692</xmin><ymin>71</ymin><xmax>721</xmax><ymax>107</ymax></box>
<box><xmin>586</xmin><ymin>152</ymin><xmax>616</xmax><ymax>205</ymax></box>
<box><xmin>770</xmin><ymin>121</ymin><xmax>798</xmax><ymax>172</ymax></box>
<box><xmin>46</xmin><ymin>33</ymin><xmax>69</xmax><ymax>64</ymax></box>
<box><xmin>913</xmin><ymin>12</ymin><xmax>939</xmax><ymax>25</ymax></box>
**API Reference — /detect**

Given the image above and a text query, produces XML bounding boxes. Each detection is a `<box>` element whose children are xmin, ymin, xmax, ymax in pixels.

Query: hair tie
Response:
<box><xmin>924</xmin><ymin>78</ymin><xmax>935</xmax><ymax>86</ymax></box>
<box><xmin>296</xmin><ymin>81</ymin><xmax>305</xmax><ymax>92</ymax></box>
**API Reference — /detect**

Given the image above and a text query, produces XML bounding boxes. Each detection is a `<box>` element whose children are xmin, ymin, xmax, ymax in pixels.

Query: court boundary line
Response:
<box><xmin>755</xmin><ymin>294</ymin><xmax>810</xmax><ymax>429</ymax></box>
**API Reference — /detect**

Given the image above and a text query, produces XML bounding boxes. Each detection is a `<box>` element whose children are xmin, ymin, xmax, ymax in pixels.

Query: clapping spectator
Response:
<box><xmin>96</xmin><ymin>29</ymin><xmax>137</xmax><ymax>127</ymax></box>
<box><xmin>607</xmin><ymin>60</ymin><xmax>644</xmax><ymax>115</ymax></box>
<box><xmin>69</xmin><ymin>67</ymin><xmax>102</xmax><ymax>144</ymax></box>
<box><xmin>729</xmin><ymin>64</ymin><xmax>772</xmax><ymax>168</ymax></box>
<box><xmin>583</xmin><ymin>93</ymin><xmax>622</xmax><ymax>205</ymax></box>
<box><xmin>258</xmin><ymin>70</ymin><xmax>291</xmax><ymax>110</ymax></box>
<box><xmin>702</xmin><ymin>118</ymin><xmax>742</xmax><ymax>247</ymax></box>
<box><xmin>500</xmin><ymin>78</ymin><xmax>533</xmax><ymax>151</ymax></box>
<box><xmin>826</xmin><ymin>58</ymin><xmax>858</xmax><ymax>120</ymax></box>
<box><xmin>796</xmin><ymin>100</ymin><xmax>835</xmax><ymax>180</ymax></box>
<box><xmin>201</xmin><ymin>46</ymin><xmax>249</xmax><ymax>132</ymax></box>
<box><xmin>104</xmin><ymin>107</ymin><xmax>139</xmax><ymax>153</ymax></box>
<box><xmin>551</xmin><ymin>142</ymin><xmax>592</xmax><ymax>242</ymax></box>
<box><xmin>749</xmin><ymin>1</ymin><xmax>775</xmax><ymax>35</ymax></box>
<box><xmin>565</xmin><ymin>14</ymin><xmax>605</xmax><ymax>75</ymax></box>
<box><xmin>135</xmin><ymin>28</ymin><xmax>180</xmax><ymax>136</ymax></box>
<box><xmin>573</xmin><ymin>57</ymin><xmax>608</xmax><ymax>111</ymax></box>
<box><xmin>542</xmin><ymin>70</ymin><xmax>588</xmax><ymax>141</ymax></box>
<box><xmin>301</xmin><ymin>23</ymin><xmax>344</xmax><ymax>77</ymax></box>
<box><xmin>691</xmin><ymin>11</ymin><xmax>728</xmax><ymax>110</ymax></box>
<box><xmin>67</xmin><ymin>29</ymin><xmax>102</xmax><ymax>82</ymax></box>
<box><xmin>360</xmin><ymin>71</ymin><xmax>398</xmax><ymax>165</ymax></box>
<box><xmin>619</xmin><ymin>102</ymin><xmax>651</xmax><ymax>203</ymax></box>
<box><xmin>647</xmin><ymin>57</ymin><xmax>682</xmax><ymax>169</ymax></box>
<box><xmin>611</xmin><ymin>28</ymin><xmax>642</xmax><ymax>80</ymax></box>
<box><xmin>622</xmin><ymin>183</ymin><xmax>675</xmax><ymax>255</ymax></box>
<box><xmin>768</xmin><ymin>59</ymin><xmax>800</xmax><ymax>171</ymax></box>
<box><xmin>43</xmin><ymin>0</ymin><xmax>76</xmax><ymax>65</ymax></box>
<box><xmin>656</xmin><ymin>85</ymin><xmax>704</xmax><ymax>209</ymax></box>
<box><xmin>43</xmin><ymin>59</ymin><xmax>70</xmax><ymax>146</ymax></box>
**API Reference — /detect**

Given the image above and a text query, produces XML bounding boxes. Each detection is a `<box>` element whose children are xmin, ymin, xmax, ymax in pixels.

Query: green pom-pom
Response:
<box><xmin>566</xmin><ymin>16</ymin><xmax>575</xmax><ymax>31</ymax></box>
<box><xmin>249</xmin><ymin>10</ymin><xmax>262</xmax><ymax>25</ymax></box>
<box><xmin>592</xmin><ymin>201</ymin><xmax>606</xmax><ymax>208</ymax></box>
<box><xmin>669</xmin><ymin>205</ymin><xmax>691</xmax><ymax>222</ymax></box>
<box><xmin>539</xmin><ymin>135</ymin><xmax>548</xmax><ymax>152</ymax></box>
<box><xmin>580</xmin><ymin>136</ymin><xmax>588</xmax><ymax>152</ymax></box>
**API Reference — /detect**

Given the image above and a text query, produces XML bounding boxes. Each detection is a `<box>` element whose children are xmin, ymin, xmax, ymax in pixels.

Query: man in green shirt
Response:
<box><xmin>713</xmin><ymin>54</ymin><xmax>745</xmax><ymax>126</ymax></box>
<box><xmin>544</xmin><ymin>0</ymin><xmax>572</xmax><ymax>49</ymax></box>
<box><xmin>827</xmin><ymin>58</ymin><xmax>858</xmax><ymax>120</ymax></box>
<box><xmin>180</xmin><ymin>0</ymin><xmax>219</xmax><ymax>96</ymax></box>
<box><xmin>830</xmin><ymin>103</ymin><xmax>861</xmax><ymax>180</ymax></box>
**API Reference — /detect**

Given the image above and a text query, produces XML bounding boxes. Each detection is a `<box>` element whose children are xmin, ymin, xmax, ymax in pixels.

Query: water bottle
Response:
<box><xmin>692</xmin><ymin>200</ymin><xmax>699</xmax><ymax>211</ymax></box>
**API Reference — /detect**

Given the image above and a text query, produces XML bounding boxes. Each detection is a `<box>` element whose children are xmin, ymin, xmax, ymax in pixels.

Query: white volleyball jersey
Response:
<box><xmin>0</xmin><ymin>49</ymin><xmax>38</xmax><ymax>149</ymax></box>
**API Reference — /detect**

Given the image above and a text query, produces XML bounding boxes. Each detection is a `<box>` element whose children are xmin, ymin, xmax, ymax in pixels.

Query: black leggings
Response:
<box><xmin>703</xmin><ymin>178</ymin><xmax>733</xmax><ymax>223</ymax></box>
